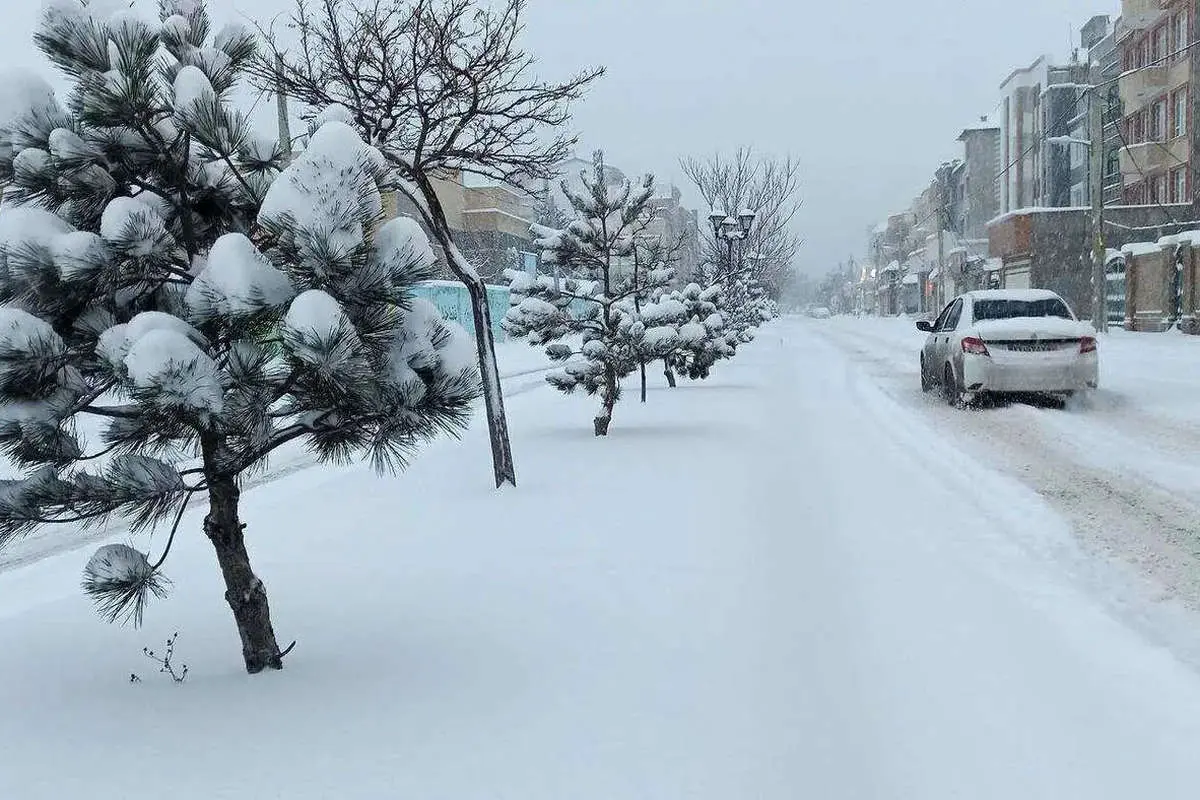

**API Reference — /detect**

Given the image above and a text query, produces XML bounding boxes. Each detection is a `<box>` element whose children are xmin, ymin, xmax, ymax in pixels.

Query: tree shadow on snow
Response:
<box><xmin>527</xmin><ymin>421</ymin><xmax>737</xmax><ymax>443</ymax></box>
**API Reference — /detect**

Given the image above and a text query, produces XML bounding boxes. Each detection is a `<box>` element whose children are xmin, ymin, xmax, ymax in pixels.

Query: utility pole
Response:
<box><xmin>1089</xmin><ymin>86</ymin><xmax>1107</xmax><ymax>333</ymax></box>
<box><xmin>275</xmin><ymin>54</ymin><xmax>292</xmax><ymax>166</ymax></box>
<box><xmin>936</xmin><ymin>170</ymin><xmax>945</xmax><ymax>313</ymax></box>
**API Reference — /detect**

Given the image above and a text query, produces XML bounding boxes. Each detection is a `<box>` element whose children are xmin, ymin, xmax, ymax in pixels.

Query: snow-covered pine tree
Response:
<box><xmin>642</xmin><ymin>282</ymin><xmax>738</xmax><ymax>386</ymax></box>
<box><xmin>533</xmin><ymin>188</ymin><xmax>572</xmax><ymax>232</ymax></box>
<box><xmin>0</xmin><ymin>0</ymin><xmax>478</xmax><ymax>674</ymax></box>
<box><xmin>504</xmin><ymin>151</ymin><xmax>678</xmax><ymax>436</ymax></box>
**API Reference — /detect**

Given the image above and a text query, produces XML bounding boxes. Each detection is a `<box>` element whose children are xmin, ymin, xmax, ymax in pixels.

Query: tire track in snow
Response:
<box><xmin>806</xmin><ymin>319</ymin><xmax>1200</xmax><ymax>625</ymax></box>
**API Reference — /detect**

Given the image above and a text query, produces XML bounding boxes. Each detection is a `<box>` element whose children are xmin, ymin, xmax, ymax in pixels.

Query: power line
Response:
<box><xmin>992</xmin><ymin>37</ymin><xmax>1200</xmax><ymax>190</ymax></box>
<box><xmin>994</xmin><ymin>86</ymin><xmax>1089</xmax><ymax>187</ymax></box>
<box><xmin>1111</xmin><ymin>108</ymin><xmax>1184</xmax><ymax>224</ymax></box>
<box><xmin>1093</xmin><ymin>37</ymin><xmax>1200</xmax><ymax>92</ymax></box>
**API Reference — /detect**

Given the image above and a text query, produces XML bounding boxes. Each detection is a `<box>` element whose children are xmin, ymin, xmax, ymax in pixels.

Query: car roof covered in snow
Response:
<box><xmin>963</xmin><ymin>289</ymin><xmax>1063</xmax><ymax>302</ymax></box>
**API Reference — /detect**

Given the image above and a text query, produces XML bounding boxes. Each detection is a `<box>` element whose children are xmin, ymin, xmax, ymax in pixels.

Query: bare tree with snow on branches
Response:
<box><xmin>249</xmin><ymin>0</ymin><xmax>605</xmax><ymax>488</ymax></box>
<box><xmin>680</xmin><ymin>148</ymin><xmax>802</xmax><ymax>300</ymax></box>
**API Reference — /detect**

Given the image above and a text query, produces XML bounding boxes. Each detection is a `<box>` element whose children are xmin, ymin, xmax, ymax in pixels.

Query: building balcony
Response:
<box><xmin>1119</xmin><ymin>64</ymin><xmax>1168</xmax><ymax>106</ymax></box>
<box><xmin>1119</xmin><ymin>137</ymin><xmax>1190</xmax><ymax>184</ymax></box>
<box><xmin>1115</xmin><ymin>0</ymin><xmax>1169</xmax><ymax>41</ymax></box>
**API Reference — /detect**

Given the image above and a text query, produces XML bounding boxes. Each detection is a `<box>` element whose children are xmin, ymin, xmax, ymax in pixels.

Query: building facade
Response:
<box><xmin>384</xmin><ymin>169</ymin><xmax>538</xmax><ymax>282</ymax></box>
<box><xmin>1116</xmin><ymin>0</ymin><xmax>1192</xmax><ymax>205</ymax></box>
<box><xmin>644</xmin><ymin>185</ymin><xmax>701</xmax><ymax>283</ymax></box>
<box><xmin>987</xmin><ymin>202</ymin><xmax>1189</xmax><ymax>316</ymax></box>
<box><xmin>956</xmin><ymin>120</ymin><xmax>1002</xmax><ymax>240</ymax></box>
<box><xmin>999</xmin><ymin>56</ymin><xmax>1049</xmax><ymax>212</ymax></box>
<box><xmin>1081</xmin><ymin>14</ymin><xmax>1128</xmax><ymax>208</ymax></box>
<box><xmin>998</xmin><ymin>55</ymin><xmax>1092</xmax><ymax>213</ymax></box>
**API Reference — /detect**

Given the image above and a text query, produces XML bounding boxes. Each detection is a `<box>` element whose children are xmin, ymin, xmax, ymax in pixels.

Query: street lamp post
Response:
<box><xmin>708</xmin><ymin>206</ymin><xmax>757</xmax><ymax>281</ymax></box>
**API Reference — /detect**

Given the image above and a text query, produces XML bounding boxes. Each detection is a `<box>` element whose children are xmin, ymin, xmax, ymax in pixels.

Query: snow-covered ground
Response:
<box><xmin>0</xmin><ymin>338</ymin><xmax>555</xmax><ymax>572</ymax></box>
<box><xmin>3</xmin><ymin>318</ymin><xmax>1200</xmax><ymax>798</ymax></box>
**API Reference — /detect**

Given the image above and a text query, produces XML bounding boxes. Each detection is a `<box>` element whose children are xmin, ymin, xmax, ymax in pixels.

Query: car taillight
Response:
<box><xmin>1079</xmin><ymin>336</ymin><xmax>1097</xmax><ymax>354</ymax></box>
<box><xmin>961</xmin><ymin>336</ymin><xmax>990</xmax><ymax>356</ymax></box>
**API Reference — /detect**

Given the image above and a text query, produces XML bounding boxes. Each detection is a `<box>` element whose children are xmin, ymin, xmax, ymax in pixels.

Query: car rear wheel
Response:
<box><xmin>943</xmin><ymin>364</ymin><xmax>973</xmax><ymax>408</ymax></box>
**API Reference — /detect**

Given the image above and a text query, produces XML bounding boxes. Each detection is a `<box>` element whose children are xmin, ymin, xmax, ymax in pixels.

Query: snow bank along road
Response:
<box><xmin>810</xmin><ymin>315</ymin><xmax>1200</xmax><ymax>663</ymax></box>
<box><xmin>3</xmin><ymin>317</ymin><xmax>1200</xmax><ymax>798</ymax></box>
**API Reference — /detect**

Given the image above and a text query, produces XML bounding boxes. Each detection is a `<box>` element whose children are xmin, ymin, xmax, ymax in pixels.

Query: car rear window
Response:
<box><xmin>973</xmin><ymin>298</ymin><xmax>1071</xmax><ymax>321</ymax></box>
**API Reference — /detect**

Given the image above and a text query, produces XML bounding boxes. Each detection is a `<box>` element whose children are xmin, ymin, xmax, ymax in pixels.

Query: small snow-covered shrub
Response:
<box><xmin>503</xmin><ymin>151</ymin><xmax>679</xmax><ymax>435</ymax></box>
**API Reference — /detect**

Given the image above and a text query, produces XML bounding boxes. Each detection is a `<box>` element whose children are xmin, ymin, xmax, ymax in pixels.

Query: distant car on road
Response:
<box><xmin>809</xmin><ymin>306</ymin><xmax>831</xmax><ymax>319</ymax></box>
<box><xmin>917</xmin><ymin>289</ymin><xmax>1098</xmax><ymax>406</ymax></box>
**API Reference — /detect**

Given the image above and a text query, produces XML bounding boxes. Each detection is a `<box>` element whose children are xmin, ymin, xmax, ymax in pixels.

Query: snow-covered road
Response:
<box><xmin>810</xmin><ymin>315</ymin><xmax>1200</xmax><ymax>653</ymax></box>
<box><xmin>753</xmin><ymin>319</ymin><xmax>1200</xmax><ymax>796</ymax></box>
<box><xmin>3</xmin><ymin>318</ymin><xmax>1200</xmax><ymax>798</ymax></box>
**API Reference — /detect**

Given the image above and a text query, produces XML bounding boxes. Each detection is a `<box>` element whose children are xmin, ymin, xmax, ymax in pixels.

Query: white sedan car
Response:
<box><xmin>917</xmin><ymin>289</ymin><xmax>1098</xmax><ymax>406</ymax></box>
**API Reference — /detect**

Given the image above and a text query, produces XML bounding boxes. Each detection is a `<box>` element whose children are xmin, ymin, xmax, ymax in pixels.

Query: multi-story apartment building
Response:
<box><xmin>1080</xmin><ymin>14</ymin><xmax>1128</xmax><ymax>207</ymax></box>
<box><xmin>644</xmin><ymin>185</ymin><xmax>701</xmax><ymax>283</ymax></box>
<box><xmin>956</xmin><ymin>120</ymin><xmax>1002</xmax><ymax>239</ymax></box>
<box><xmin>384</xmin><ymin>168</ymin><xmax>538</xmax><ymax>281</ymax></box>
<box><xmin>1116</xmin><ymin>0</ymin><xmax>1192</xmax><ymax>205</ymax></box>
<box><xmin>998</xmin><ymin>55</ymin><xmax>1091</xmax><ymax>212</ymax></box>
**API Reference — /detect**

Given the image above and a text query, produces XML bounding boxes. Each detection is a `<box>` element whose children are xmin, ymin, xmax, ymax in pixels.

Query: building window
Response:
<box><xmin>1151</xmin><ymin>174</ymin><xmax>1168</xmax><ymax>204</ymax></box>
<box><xmin>1151</xmin><ymin>100</ymin><xmax>1167</xmax><ymax>140</ymax></box>
<box><xmin>1155</xmin><ymin>24</ymin><xmax>1169</xmax><ymax>62</ymax></box>
<box><xmin>1173</xmin><ymin>168</ymin><xmax>1188</xmax><ymax>204</ymax></box>
<box><xmin>1174</xmin><ymin>89</ymin><xmax>1188</xmax><ymax>138</ymax></box>
<box><xmin>1179</xmin><ymin>11</ymin><xmax>1191</xmax><ymax>58</ymax></box>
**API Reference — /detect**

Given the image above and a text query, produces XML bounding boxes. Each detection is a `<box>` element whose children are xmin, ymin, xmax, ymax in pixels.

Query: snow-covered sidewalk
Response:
<box><xmin>2</xmin><ymin>319</ymin><xmax>1200</xmax><ymax>798</ymax></box>
<box><xmin>0</xmin><ymin>338</ymin><xmax>555</xmax><ymax>573</ymax></box>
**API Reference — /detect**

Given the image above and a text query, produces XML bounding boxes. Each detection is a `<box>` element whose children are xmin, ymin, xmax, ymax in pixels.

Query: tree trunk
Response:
<box><xmin>664</xmin><ymin>359</ymin><xmax>677</xmax><ymax>388</ymax></box>
<box><xmin>412</xmin><ymin>176</ymin><xmax>516</xmax><ymax>488</ymax></box>
<box><xmin>594</xmin><ymin>364</ymin><xmax>618</xmax><ymax>436</ymax></box>
<box><xmin>202</xmin><ymin>434</ymin><xmax>283</xmax><ymax>674</ymax></box>
<box><xmin>460</xmin><ymin>271</ymin><xmax>517</xmax><ymax>487</ymax></box>
<box><xmin>639</xmin><ymin>361</ymin><xmax>647</xmax><ymax>403</ymax></box>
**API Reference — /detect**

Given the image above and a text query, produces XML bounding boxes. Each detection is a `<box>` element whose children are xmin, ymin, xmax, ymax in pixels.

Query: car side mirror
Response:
<box><xmin>916</xmin><ymin>320</ymin><xmax>933</xmax><ymax>332</ymax></box>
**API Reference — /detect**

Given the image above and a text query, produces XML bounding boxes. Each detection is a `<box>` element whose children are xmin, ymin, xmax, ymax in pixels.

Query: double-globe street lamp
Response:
<box><xmin>708</xmin><ymin>207</ymin><xmax>757</xmax><ymax>280</ymax></box>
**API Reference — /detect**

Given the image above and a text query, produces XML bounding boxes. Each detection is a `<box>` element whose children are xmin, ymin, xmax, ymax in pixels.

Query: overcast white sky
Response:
<box><xmin>8</xmin><ymin>0</ymin><xmax>1120</xmax><ymax>275</ymax></box>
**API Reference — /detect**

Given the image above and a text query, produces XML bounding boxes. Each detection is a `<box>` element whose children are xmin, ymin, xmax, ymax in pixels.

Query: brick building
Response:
<box><xmin>1116</xmin><ymin>0</ymin><xmax>1192</xmax><ymax>205</ymax></box>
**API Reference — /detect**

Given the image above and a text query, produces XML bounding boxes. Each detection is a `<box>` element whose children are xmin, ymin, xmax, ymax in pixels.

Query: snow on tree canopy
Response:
<box><xmin>0</xmin><ymin>306</ymin><xmax>62</xmax><ymax>353</ymax></box>
<box><xmin>174</xmin><ymin>65</ymin><xmax>216</xmax><ymax>112</ymax></box>
<box><xmin>162</xmin><ymin>0</ymin><xmax>202</xmax><ymax>17</ymax></box>
<box><xmin>259</xmin><ymin>121</ymin><xmax>385</xmax><ymax>259</ymax></box>
<box><xmin>83</xmin><ymin>543</ymin><xmax>156</xmax><ymax>591</ymax></box>
<box><xmin>313</xmin><ymin>103</ymin><xmax>354</xmax><ymax>129</ymax></box>
<box><xmin>161</xmin><ymin>14</ymin><xmax>191</xmax><ymax>42</ymax></box>
<box><xmin>679</xmin><ymin>320</ymin><xmax>708</xmax><ymax>344</ymax></box>
<box><xmin>51</xmin><ymin>231</ymin><xmax>107</xmax><ymax>280</ymax></box>
<box><xmin>374</xmin><ymin>216</ymin><xmax>436</xmax><ymax>271</ymax></box>
<box><xmin>47</xmin><ymin>127</ymin><xmax>93</xmax><ymax>160</ymax></box>
<box><xmin>123</xmin><ymin>328</ymin><xmax>223</xmax><ymax>414</ymax></box>
<box><xmin>100</xmin><ymin>196</ymin><xmax>170</xmax><ymax>256</ymax></box>
<box><xmin>390</xmin><ymin>297</ymin><xmax>479</xmax><ymax>386</ymax></box>
<box><xmin>186</xmin><ymin>233</ymin><xmax>294</xmax><ymax>319</ymax></box>
<box><xmin>97</xmin><ymin>311</ymin><xmax>207</xmax><ymax>369</ymax></box>
<box><xmin>213</xmin><ymin>21</ymin><xmax>252</xmax><ymax>52</ymax></box>
<box><xmin>0</xmin><ymin>207</ymin><xmax>74</xmax><ymax>255</ymax></box>
<box><xmin>285</xmin><ymin>289</ymin><xmax>350</xmax><ymax>339</ymax></box>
